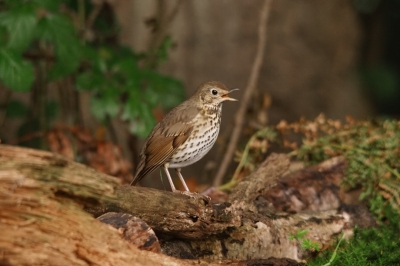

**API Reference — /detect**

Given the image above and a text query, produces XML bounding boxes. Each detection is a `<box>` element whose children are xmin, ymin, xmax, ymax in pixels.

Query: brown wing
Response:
<box><xmin>130</xmin><ymin>105</ymin><xmax>198</xmax><ymax>185</ymax></box>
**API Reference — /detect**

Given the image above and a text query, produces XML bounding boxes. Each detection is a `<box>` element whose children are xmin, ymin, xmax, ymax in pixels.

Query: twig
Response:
<box><xmin>146</xmin><ymin>0</ymin><xmax>183</xmax><ymax>69</ymax></box>
<box><xmin>86</xmin><ymin>0</ymin><xmax>105</xmax><ymax>32</ymax></box>
<box><xmin>77</xmin><ymin>0</ymin><xmax>86</xmax><ymax>35</ymax></box>
<box><xmin>213</xmin><ymin>0</ymin><xmax>272</xmax><ymax>187</ymax></box>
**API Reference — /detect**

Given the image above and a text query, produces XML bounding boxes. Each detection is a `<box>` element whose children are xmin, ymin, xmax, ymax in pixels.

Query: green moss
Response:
<box><xmin>307</xmin><ymin>225</ymin><xmax>400</xmax><ymax>266</ymax></box>
<box><xmin>277</xmin><ymin>116</ymin><xmax>400</xmax><ymax>223</ymax></box>
<box><xmin>235</xmin><ymin>117</ymin><xmax>400</xmax><ymax>264</ymax></box>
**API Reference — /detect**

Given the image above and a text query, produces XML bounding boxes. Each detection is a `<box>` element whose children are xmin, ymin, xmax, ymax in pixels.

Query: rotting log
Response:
<box><xmin>0</xmin><ymin>145</ymin><xmax>196</xmax><ymax>266</ymax></box>
<box><xmin>93</xmin><ymin>186</ymin><xmax>241</xmax><ymax>239</ymax></box>
<box><xmin>93</xmin><ymin>153</ymin><xmax>360</xmax><ymax>261</ymax></box>
<box><xmin>0</xmin><ymin>145</ymin><xmax>374</xmax><ymax>264</ymax></box>
<box><xmin>90</xmin><ymin>153</ymin><xmax>289</xmax><ymax>239</ymax></box>
<box><xmin>155</xmin><ymin>155</ymin><xmax>356</xmax><ymax>261</ymax></box>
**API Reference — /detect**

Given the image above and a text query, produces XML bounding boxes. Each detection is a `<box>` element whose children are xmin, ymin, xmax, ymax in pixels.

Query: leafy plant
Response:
<box><xmin>0</xmin><ymin>0</ymin><xmax>184</xmax><ymax>140</ymax></box>
<box><xmin>289</xmin><ymin>229</ymin><xmax>321</xmax><ymax>252</ymax></box>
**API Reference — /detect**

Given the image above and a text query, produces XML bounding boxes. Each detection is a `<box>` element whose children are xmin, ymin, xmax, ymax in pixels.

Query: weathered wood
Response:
<box><xmin>0</xmin><ymin>144</ymin><xmax>374</xmax><ymax>264</ymax></box>
<box><xmin>0</xmin><ymin>145</ymin><xmax>185</xmax><ymax>266</ymax></box>
<box><xmin>263</xmin><ymin>156</ymin><xmax>347</xmax><ymax>212</ymax></box>
<box><xmin>97</xmin><ymin>212</ymin><xmax>161</xmax><ymax>253</ymax></box>
<box><xmin>100</xmin><ymin>186</ymin><xmax>241</xmax><ymax>239</ymax></box>
<box><xmin>103</xmin><ymin>153</ymin><xmax>357</xmax><ymax>261</ymax></box>
<box><xmin>182</xmin><ymin>209</ymin><xmax>353</xmax><ymax>261</ymax></box>
<box><xmin>92</xmin><ymin>153</ymin><xmax>287</xmax><ymax>240</ymax></box>
<box><xmin>229</xmin><ymin>153</ymin><xmax>291</xmax><ymax>210</ymax></box>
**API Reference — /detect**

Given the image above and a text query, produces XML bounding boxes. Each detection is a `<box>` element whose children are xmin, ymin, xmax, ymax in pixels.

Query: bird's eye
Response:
<box><xmin>211</xmin><ymin>89</ymin><xmax>218</xmax><ymax>95</ymax></box>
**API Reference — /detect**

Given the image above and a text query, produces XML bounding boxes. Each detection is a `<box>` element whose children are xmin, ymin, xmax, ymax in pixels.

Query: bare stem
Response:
<box><xmin>213</xmin><ymin>0</ymin><xmax>272</xmax><ymax>187</ymax></box>
<box><xmin>86</xmin><ymin>0</ymin><xmax>105</xmax><ymax>32</ymax></box>
<box><xmin>146</xmin><ymin>0</ymin><xmax>183</xmax><ymax>69</ymax></box>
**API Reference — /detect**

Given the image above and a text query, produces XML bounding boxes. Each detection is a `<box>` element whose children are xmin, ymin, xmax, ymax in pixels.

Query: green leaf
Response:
<box><xmin>45</xmin><ymin>100</ymin><xmax>58</xmax><ymax>120</ymax></box>
<box><xmin>121</xmin><ymin>94</ymin><xmax>140</xmax><ymax>121</ymax></box>
<box><xmin>32</xmin><ymin>0</ymin><xmax>62</xmax><ymax>12</ymax></box>
<box><xmin>36</xmin><ymin>14</ymin><xmax>81</xmax><ymax>79</ymax></box>
<box><xmin>0</xmin><ymin>27</ymin><xmax>8</xmax><ymax>46</ymax></box>
<box><xmin>116</xmin><ymin>57</ymin><xmax>138</xmax><ymax>76</ymax></box>
<box><xmin>122</xmin><ymin>92</ymin><xmax>155</xmax><ymax>138</ymax></box>
<box><xmin>3</xmin><ymin>0</ymin><xmax>25</xmax><ymax>9</ymax></box>
<box><xmin>144</xmin><ymin>70</ymin><xmax>185</xmax><ymax>108</ymax></box>
<box><xmin>156</xmin><ymin>35</ymin><xmax>173</xmax><ymax>64</ymax></box>
<box><xmin>80</xmin><ymin>45</ymin><xmax>98</xmax><ymax>62</ymax></box>
<box><xmin>50</xmin><ymin>37</ymin><xmax>81</xmax><ymax>79</ymax></box>
<box><xmin>90</xmin><ymin>89</ymin><xmax>120</xmax><ymax>121</ymax></box>
<box><xmin>128</xmin><ymin>120</ymin><xmax>148</xmax><ymax>139</ymax></box>
<box><xmin>0</xmin><ymin>48</ymin><xmax>34</xmax><ymax>91</ymax></box>
<box><xmin>76</xmin><ymin>71</ymin><xmax>104</xmax><ymax>92</ymax></box>
<box><xmin>139</xmin><ymin>104</ymin><xmax>155</xmax><ymax>130</ymax></box>
<box><xmin>6</xmin><ymin>100</ymin><xmax>28</xmax><ymax>117</ymax></box>
<box><xmin>0</xmin><ymin>4</ymin><xmax>38</xmax><ymax>53</ymax></box>
<box><xmin>128</xmin><ymin>103</ymin><xmax>155</xmax><ymax>138</ymax></box>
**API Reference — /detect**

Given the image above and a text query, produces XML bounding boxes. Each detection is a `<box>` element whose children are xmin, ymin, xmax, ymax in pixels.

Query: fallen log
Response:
<box><xmin>0</xmin><ymin>144</ymin><xmax>373</xmax><ymax>265</ymax></box>
<box><xmin>86</xmin><ymin>153</ymin><xmax>357</xmax><ymax>261</ymax></box>
<box><xmin>0</xmin><ymin>145</ymin><xmax>186</xmax><ymax>266</ymax></box>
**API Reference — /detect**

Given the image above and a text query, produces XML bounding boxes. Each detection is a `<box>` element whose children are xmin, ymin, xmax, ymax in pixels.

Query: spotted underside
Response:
<box><xmin>168</xmin><ymin>108</ymin><xmax>221</xmax><ymax>168</ymax></box>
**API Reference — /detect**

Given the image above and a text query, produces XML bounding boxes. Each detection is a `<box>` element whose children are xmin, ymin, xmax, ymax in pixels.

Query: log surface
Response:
<box><xmin>0</xmin><ymin>145</ymin><xmax>371</xmax><ymax>264</ymax></box>
<box><xmin>0</xmin><ymin>145</ymin><xmax>183</xmax><ymax>266</ymax></box>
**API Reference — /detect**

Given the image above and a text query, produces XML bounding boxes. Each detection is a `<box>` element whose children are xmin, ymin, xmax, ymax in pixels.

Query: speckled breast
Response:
<box><xmin>168</xmin><ymin>111</ymin><xmax>221</xmax><ymax>168</ymax></box>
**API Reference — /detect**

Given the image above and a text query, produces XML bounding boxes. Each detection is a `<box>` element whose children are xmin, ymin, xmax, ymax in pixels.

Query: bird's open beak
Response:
<box><xmin>221</xmin><ymin>88</ymin><xmax>239</xmax><ymax>101</ymax></box>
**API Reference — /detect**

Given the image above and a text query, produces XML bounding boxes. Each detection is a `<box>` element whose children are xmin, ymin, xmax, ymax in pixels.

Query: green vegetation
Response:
<box><xmin>279</xmin><ymin>116</ymin><xmax>400</xmax><ymax>265</ymax></box>
<box><xmin>289</xmin><ymin>229</ymin><xmax>321</xmax><ymax>252</ymax></box>
<box><xmin>232</xmin><ymin>115</ymin><xmax>400</xmax><ymax>265</ymax></box>
<box><xmin>278</xmin><ymin>115</ymin><xmax>400</xmax><ymax>222</ymax></box>
<box><xmin>235</xmin><ymin>115</ymin><xmax>400</xmax><ymax>222</ymax></box>
<box><xmin>308</xmin><ymin>226</ymin><xmax>400</xmax><ymax>266</ymax></box>
<box><xmin>0</xmin><ymin>0</ymin><xmax>184</xmax><ymax>139</ymax></box>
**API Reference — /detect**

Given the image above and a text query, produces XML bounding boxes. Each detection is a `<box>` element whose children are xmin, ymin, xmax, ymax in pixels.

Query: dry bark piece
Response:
<box><xmin>98</xmin><ymin>212</ymin><xmax>161</xmax><ymax>253</ymax></box>
<box><xmin>262</xmin><ymin>156</ymin><xmax>376</xmax><ymax>228</ymax></box>
<box><xmin>160</xmin><ymin>239</ymin><xmax>196</xmax><ymax>259</ymax></box>
<box><xmin>262</xmin><ymin>156</ymin><xmax>346</xmax><ymax>212</ymax></box>
<box><xmin>202</xmin><ymin>186</ymin><xmax>229</xmax><ymax>204</ymax></box>
<box><xmin>263</xmin><ymin>156</ymin><xmax>360</xmax><ymax>212</ymax></box>
<box><xmin>229</xmin><ymin>153</ymin><xmax>291</xmax><ymax>210</ymax></box>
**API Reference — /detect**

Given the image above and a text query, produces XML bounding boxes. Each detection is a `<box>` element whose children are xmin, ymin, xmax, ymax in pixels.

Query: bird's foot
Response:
<box><xmin>172</xmin><ymin>190</ymin><xmax>211</xmax><ymax>205</ymax></box>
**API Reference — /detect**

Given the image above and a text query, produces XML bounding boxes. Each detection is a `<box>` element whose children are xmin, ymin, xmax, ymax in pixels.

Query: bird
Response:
<box><xmin>130</xmin><ymin>81</ymin><xmax>238</xmax><ymax>192</ymax></box>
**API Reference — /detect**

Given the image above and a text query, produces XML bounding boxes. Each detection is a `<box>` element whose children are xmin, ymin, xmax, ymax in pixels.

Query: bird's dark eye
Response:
<box><xmin>211</xmin><ymin>89</ymin><xmax>218</xmax><ymax>95</ymax></box>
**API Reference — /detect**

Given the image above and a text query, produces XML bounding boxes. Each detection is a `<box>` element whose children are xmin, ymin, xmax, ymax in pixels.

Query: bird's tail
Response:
<box><xmin>130</xmin><ymin>177</ymin><xmax>139</xmax><ymax>186</ymax></box>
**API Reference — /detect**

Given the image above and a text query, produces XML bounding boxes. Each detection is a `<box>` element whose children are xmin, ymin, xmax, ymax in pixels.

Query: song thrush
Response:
<box><xmin>130</xmin><ymin>81</ymin><xmax>238</xmax><ymax>192</ymax></box>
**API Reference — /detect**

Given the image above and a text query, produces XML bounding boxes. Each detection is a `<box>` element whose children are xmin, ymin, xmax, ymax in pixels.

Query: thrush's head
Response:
<box><xmin>194</xmin><ymin>81</ymin><xmax>238</xmax><ymax>109</ymax></box>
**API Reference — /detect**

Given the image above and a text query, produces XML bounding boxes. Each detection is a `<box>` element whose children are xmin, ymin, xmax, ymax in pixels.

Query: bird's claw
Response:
<box><xmin>173</xmin><ymin>190</ymin><xmax>211</xmax><ymax>205</ymax></box>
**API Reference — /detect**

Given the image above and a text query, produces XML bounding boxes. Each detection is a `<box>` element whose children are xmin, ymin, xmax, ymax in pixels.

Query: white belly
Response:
<box><xmin>168</xmin><ymin>117</ymin><xmax>220</xmax><ymax>168</ymax></box>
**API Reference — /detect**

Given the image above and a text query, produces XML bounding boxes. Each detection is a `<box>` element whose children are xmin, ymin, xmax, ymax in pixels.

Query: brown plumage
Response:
<box><xmin>130</xmin><ymin>81</ymin><xmax>238</xmax><ymax>192</ymax></box>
